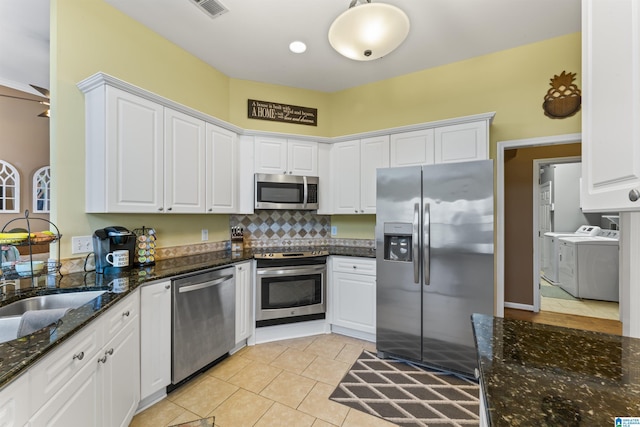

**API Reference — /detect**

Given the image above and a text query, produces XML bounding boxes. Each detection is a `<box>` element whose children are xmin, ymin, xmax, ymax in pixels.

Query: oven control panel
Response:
<box><xmin>254</xmin><ymin>250</ymin><xmax>329</xmax><ymax>259</ymax></box>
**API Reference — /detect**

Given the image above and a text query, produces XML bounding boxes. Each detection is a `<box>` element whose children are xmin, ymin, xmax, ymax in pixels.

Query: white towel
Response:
<box><xmin>17</xmin><ymin>308</ymin><xmax>70</xmax><ymax>338</ymax></box>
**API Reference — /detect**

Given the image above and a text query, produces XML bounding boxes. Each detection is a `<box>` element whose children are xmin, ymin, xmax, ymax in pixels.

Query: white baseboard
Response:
<box><xmin>253</xmin><ymin>320</ymin><xmax>330</xmax><ymax>344</ymax></box>
<box><xmin>136</xmin><ymin>389</ymin><xmax>167</xmax><ymax>414</ymax></box>
<box><xmin>331</xmin><ymin>325</ymin><xmax>376</xmax><ymax>343</ymax></box>
<box><xmin>504</xmin><ymin>302</ymin><xmax>535</xmax><ymax>312</ymax></box>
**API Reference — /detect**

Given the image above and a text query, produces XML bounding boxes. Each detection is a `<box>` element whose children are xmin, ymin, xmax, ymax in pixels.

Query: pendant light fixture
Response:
<box><xmin>328</xmin><ymin>0</ymin><xmax>410</xmax><ymax>61</ymax></box>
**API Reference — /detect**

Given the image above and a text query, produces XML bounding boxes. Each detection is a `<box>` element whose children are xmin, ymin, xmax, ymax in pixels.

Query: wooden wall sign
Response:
<box><xmin>248</xmin><ymin>99</ymin><xmax>317</xmax><ymax>126</ymax></box>
<box><xmin>543</xmin><ymin>71</ymin><xmax>581</xmax><ymax>119</ymax></box>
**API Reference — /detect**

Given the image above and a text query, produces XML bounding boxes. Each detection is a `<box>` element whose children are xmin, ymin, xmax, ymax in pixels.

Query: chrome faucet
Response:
<box><xmin>0</xmin><ymin>281</ymin><xmax>17</xmax><ymax>298</ymax></box>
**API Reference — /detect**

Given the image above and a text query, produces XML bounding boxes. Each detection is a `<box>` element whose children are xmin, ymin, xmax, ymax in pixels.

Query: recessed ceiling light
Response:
<box><xmin>289</xmin><ymin>41</ymin><xmax>307</xmax><ymax>54</ymax></box>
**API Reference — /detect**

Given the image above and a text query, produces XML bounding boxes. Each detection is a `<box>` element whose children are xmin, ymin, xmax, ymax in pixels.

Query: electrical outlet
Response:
<box><xmin>201</xmin><ymin>229</ymin><xmax>209</xmax><ymax>241</ymax></box>
<box><xmin>331</xmin><ymin>226</ymin><xmax>338</xmax><ymax>236</ymax></box>
<box><xmin>71</xmin><ymin>236</ymin><xmax>93</xmax><ymax>254</ymax></box>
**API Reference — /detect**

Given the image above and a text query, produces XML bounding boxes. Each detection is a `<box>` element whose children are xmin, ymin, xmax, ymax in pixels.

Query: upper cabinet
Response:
<box><xmin>581</xmin><ymin>0</ymin><xmax>640</xmax><ymax>212</ymax></box>
<box><xmin>331</xmin><ymin>136</ymin><xmax>389</xmax><ymax>214</ymax></box>
<box><xmin>254</xmin><ymin>136</ymin><xmax>318</xmax><ymax>176</ymax></box>
<box><xmin>80</xmin><ymin>74</ymin><xmax>239</xmax><ymax>214</ymax></box>
<box><xmin>390</xmin><ymin>120</ymin><xmax>488</xmax><ymax>167</ymax></box>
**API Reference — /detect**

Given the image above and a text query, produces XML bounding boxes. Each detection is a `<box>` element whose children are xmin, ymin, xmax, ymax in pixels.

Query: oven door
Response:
<box><xmin>256</xmin><ymin>263</ymin><xmax>326</xmax><ymax>324</ymax></box>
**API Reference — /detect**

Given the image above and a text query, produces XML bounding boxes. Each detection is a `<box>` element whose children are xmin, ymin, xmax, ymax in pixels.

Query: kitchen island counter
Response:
<box><xmin>471</xmin><ymin>313</ymin><xmax>640</xmax><ymax>426</ymax></box>
<box><xmin>0</xmin><ymin>245</ymin><xmax>374</xmax><ymax>389</ymax></box>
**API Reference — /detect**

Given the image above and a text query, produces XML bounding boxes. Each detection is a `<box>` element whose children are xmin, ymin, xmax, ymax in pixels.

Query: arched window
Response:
<box><xmin>0</xmin><ymin>160</ymin><xmax>20</xmax><ymax>213</ymax></box>
<box><xmin>33</xmin><ymin>166</ymin><xmax>51</xmax><ymax>213</ymax></box>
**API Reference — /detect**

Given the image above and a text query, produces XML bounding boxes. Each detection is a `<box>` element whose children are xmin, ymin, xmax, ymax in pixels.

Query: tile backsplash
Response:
<box><xmin>230</xmin><ymin>210</ymin><xmax>330</xmax><ymax>248</ymax></box>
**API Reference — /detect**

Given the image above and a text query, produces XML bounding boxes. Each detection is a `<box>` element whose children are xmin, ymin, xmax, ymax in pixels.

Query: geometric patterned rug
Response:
<box><xmin>329</xmin><ymin>351</ymin><xmax>480</xmax><ymax>427</ymax></box>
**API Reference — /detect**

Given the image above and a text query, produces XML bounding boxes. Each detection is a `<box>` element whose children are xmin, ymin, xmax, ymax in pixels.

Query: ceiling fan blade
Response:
<box><xmin>29</xmin><ymin>84</ymin><xmax>50</xmax><ymax>98</ymax></box>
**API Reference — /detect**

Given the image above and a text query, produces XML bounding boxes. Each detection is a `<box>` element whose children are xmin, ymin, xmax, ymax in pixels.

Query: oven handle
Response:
<box><xmin>177</xmin><ymin>274</ymin><xmax>233</xmax><ymax>293</ymax></box>
<box><xmin>256</xmin><ymin>265</ymin><xmax>326</xmax><ymax>276</ymax></box>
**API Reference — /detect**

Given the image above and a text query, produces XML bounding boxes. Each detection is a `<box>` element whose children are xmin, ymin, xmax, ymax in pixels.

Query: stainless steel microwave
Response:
<box><xmin>255</xmin><ymin>173</ymin><xmax>319</xmax><ymax>210</ymax></box>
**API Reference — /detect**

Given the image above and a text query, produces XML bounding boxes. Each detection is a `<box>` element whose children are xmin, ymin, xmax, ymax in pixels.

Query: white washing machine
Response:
<box><xmin>557</xmin><ymin>230</ymin><xmax>619</xmax><ymax>302</ymax></box>
<box><xmin>542</xmin><ymin>225</ymin><xmax>601</xmax><ymax>284</ymax></box>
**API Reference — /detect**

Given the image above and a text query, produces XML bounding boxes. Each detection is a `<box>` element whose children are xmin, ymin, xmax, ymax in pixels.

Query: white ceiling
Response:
<box><xmin>0</xmin><ymin>0</ymin><xmax>581</xmax><ymax>94</ymax></box>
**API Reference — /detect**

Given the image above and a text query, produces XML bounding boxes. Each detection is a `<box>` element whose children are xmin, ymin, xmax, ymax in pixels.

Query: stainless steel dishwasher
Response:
<box><xmin>171</xmin><ymin>266</ymin><xmax>235</xmax><ymax>386</ymax></box>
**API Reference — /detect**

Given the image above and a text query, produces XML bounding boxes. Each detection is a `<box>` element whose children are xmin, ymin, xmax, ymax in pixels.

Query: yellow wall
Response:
<box><xmin>52</xmin><ymin>0</ymin><xmax>582</xmax><ymax>255</ymax></box>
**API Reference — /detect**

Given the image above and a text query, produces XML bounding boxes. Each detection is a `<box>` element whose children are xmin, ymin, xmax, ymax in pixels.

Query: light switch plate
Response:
<box><xmin>72</xmin><ymin>236</ymin><xmax>93</xmax><ymax>254</ymax></box>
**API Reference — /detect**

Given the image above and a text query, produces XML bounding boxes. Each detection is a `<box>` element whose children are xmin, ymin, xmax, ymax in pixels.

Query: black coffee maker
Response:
<box><xmin>93</xmin><ymin>226</ymin><xmax>135</xmax><ymax>274</ymax></box>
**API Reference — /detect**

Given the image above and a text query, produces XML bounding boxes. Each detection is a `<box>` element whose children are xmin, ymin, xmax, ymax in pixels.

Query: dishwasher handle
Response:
<box><xmin>177</xmin><ymin>274</ymin><xmax>233</xmax><ymax>293</ymax></box>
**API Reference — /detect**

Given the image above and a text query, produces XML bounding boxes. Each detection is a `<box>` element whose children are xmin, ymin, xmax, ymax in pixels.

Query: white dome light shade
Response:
<box><xmin>328</xmin><ymin>3</ymin><xmax>410</xmax><ymax>61</ymax></box>
<box><xmin>289</xmin><ymin>41</ymin><xmax>307</xmax><ymax>54</ymax></box>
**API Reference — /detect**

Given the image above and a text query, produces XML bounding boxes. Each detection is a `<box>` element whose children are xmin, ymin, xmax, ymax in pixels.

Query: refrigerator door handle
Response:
<box><xmin>413</xmin><ymin>203</ymin><xmax>420</xmax><ymax>284</ymax></box>
<box><xmin>424</xmin><ymin>202</ymin><xmax>430</xmax><ymax>286</ymax></box>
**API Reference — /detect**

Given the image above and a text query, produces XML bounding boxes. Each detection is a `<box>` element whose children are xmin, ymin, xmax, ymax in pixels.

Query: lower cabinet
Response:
<box><xmin>0</xmin><ymin>373</ymin><xmax>29</xmax><ymax>427</ymax></box>
<box><xmin>235</xmin><ymin>261</ymin><xmax>253</xmax><ymax>344</ymax></box>
<box><xmin>29</xmin><ymin>291</ymin><xmax>140</xmax><ymax>427</ymax></box>
<box><xmin>140</xmin><ymin>281</ymin><xmax>172</xmax><ymax>402</ymax></box>
<box><xmin>330</xmin><ymin>257</ymin><xmax>376</xmax><ymax>337</ymax></box>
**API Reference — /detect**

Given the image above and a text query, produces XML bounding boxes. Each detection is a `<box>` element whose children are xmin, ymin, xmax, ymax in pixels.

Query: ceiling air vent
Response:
<box><xmin>190</xmin><ymin>0</ymin><xmax>228</xmax><ymax>19</ymax></box>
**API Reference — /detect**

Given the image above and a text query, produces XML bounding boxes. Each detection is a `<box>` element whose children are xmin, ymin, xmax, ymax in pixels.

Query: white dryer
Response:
<box><xmin>542</xmin><ymin>225</ymin><xmax>601</xmax><ymax>284</ymax></box>
<box><xmin>557</xmin><ymin>230</ymin><xmax>619</xmax><ymax>302</ymax></box>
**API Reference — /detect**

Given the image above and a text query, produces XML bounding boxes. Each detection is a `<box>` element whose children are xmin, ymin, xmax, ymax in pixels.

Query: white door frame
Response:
<box><xmin>532</xmin><ymin>156</ymin><xmax>581</xmax><ymax>312</ymax></box>
<box><xmin>496</xmin><ymin>133</ymin><xmax>582</xmax><ymax>316</ymax></box>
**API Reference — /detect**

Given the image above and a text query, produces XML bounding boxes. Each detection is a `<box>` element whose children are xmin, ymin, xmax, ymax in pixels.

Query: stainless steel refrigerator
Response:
<box><xmin>376</xmin><ymin>159</ymin><xmax>494</xmax><ymax>378</ymax></box>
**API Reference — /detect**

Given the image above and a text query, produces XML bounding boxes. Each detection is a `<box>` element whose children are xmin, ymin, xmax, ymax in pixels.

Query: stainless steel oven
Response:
<box><xmin>255</xmin><ymin>251</ymin><xmax>327</xmax><ymax>327</ymax></box>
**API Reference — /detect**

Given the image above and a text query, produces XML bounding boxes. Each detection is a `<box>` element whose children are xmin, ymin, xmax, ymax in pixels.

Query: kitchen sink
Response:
<box><xmin>0</xmin><ymin>290</ymin><xmax>106</xmax><ymax>344</ymax></box>
<box><xmin>0</xmin><ymin>290</ymin><xmax>106</xmax><ymax>318</ymax></box>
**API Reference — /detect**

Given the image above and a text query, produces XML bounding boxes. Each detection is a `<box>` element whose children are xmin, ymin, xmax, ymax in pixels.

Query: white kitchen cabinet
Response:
<box><xmin>0</xmin><ymin>373</ymin><xmax>29</xmax><ymax>427</ymax></box>
<box><xmin>140</xmin><ymin>281</ymin><xmax>171</xmax><ymax>402</ymax></box>
<box><xmin>206</xmin><ymin>123</ymin><xmax>237</xmax><ymax>213</ymax></box>
<box><xmin>29</xmin><ymin>291</ymin><xmax>140</xmax><ymax>427</ymax></box>
<box><xmin>390</xmin><ymin>129</ymin><xmax>435</xmax><ymax>167</ymax></box>
<box><xmin>254</xmin><ymin>136</ymin><xmax>318</xmax><ymax>176</ymax></box>
<box><xmin>581</xmin><ymin>0</ymin><xmax>640</xmax><ymax>212</ymax></box>
<box><xmin>235</xmin><ymin>261</ymin><xmax>253</xmax><ymax>344</ymax></box>
<box><xmin>434</xmin><ymin>121</ymin><xmax>488</xmax><ymax>163</ymax></box>
<box><xmin>330</xmin><ymin>257</ymin><xmax>376</xmax><ymax>338</ymax></box>
<box><xmin>164</xmin><ymin>108</ymin><xmax>207</xmax><ymax>213</ymax></box>
<box><xmin>85</xmin><ymin>85</ymin><xmax>164</xmax><ymax>213</ymax></box>
<box><xmin>331</xmin><ymin>136</ymin><xmax>389</xmax><ymax>214</ymax></box>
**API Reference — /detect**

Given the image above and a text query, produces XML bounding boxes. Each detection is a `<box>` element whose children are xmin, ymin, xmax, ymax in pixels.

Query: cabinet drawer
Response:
<box><xmin>29</xmin><ymin>317</ymin><xmax>103</xmax><ymax>411</ymax></box>
<box><xmin>332</xmin><ymin>256</ymin><xmax>376</xmax><ymax>276</ymax></box>
<box><xmin>103</xmin><ymin>291</ymin><xmax>139</xmax><ymax>344</ymax></box>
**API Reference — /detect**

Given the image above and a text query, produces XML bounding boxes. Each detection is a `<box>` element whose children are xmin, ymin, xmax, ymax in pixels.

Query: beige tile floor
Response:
<box><xmin>130</xmin><ymin>333</ymin><xmax>399</xmax><ymax>427</ymax></box>
<box><xmin>540</xmin><ymin>278</ymin><xmax>619</xmax><ymax>321</ymax></box>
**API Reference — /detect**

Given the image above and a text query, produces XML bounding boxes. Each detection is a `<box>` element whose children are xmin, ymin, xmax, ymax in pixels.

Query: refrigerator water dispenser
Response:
<box><xmin>383</xmin><ymin>222</ymin><xmax>413</xmax><ymax>262</ymax></box>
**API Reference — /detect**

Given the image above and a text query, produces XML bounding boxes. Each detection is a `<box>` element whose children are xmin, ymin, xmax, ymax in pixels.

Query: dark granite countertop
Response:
<box><xmin>0</xmin><ymin>246</ymin><xmax>374</xmax><ymax>390</ymax></box>
<box><xmin>472</xmin><ymin>313</ymin><xmax>640</xmax><ymax>426</ymax></box>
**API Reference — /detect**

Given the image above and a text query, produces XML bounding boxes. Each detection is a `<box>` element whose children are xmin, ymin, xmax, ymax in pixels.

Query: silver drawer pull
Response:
<box><xmin>73</xmin><ymin>351</ymin><xmax>84</xmax><ymax>361</ymax></box>
<box><xmin>353</xmin><ymin>265</ymin><xmax>357</xmax><ymax>269</ymax></box>
<box><xmin>106</xmin><ymin>348</ymin><xmax>114</xmax><ymax>356</ymax></box>
<box><xmin>98</xmin><ymin>355</ymin><xmax>107</xmax><ymax>364</ymax></box>
<box><xmin>122</xmin><ymin>310</ymin><xmax>130</xmax><ymax>317</ymax></box>
<box><xmin>630</xmin><ymin>188</ymin><xmax>640</xmax><ymax>202</ymax></box>
<box><xmin>165</xmin><ymin>284</ymin><xmax>171</xmax><ymax>290</ymax></box>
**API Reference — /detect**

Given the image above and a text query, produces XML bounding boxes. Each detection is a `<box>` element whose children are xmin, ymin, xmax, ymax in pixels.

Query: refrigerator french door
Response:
<box><xmin>376</xmin><ymin>160</ymin><xmax>494</xmax><ymax>378</ymax></box>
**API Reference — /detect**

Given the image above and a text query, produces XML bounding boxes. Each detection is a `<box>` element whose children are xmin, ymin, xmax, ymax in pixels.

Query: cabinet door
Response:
<box><xmin>434</xmin><ymin>121</ymin><xmax>488</xmax><ymax>163</ymax></box>
<box><xmin>206</xmin><ymin>123</ymin><xmax>237</xmax><ymax>213</ymax></box>
<box><xmin>360</xmin><ymin>135</ymin><xmax>390</xmax><ymax>213</ymax></box>
<box><xmin>140</xmin><ymin>282</ymin><xmax>171</xmax><ymax>401</ymax></box>
<box><xmin>102</xmin><ymin>318</ymin><xmax>140</xmax><ymax>427</ymax></box>
<box><xmin>29</xmin><ymin>356</ymin><xmax>102</xmax><ymax>427</ymax></box>
<box><xmin>105</xmin><ymin>87</ymin><xmax>164</xmax><ymax>213</ymax></box>
<box><xmin>164</xmin><ymin>109</ymin><xmax>206</xmax><ymax>213</ymax></box>
<box><xmin>331</xmin><ymin>140</ymin><xmax>361</xmax><ymax>214</ymax></box>
<box><xmin>582</xmin><ymin>0</ymin><xmax>640</xmax><ymax>212</ymax></box>
<box><xmin>235</xmin><ymin>262</ymin><xmax>253</xmax><ymax>344</ymax></box>
<box><xmin>390</xmin><ymin>129</ymin><xmax>435</xmax><ymax>167</ymax></box>
<box><xmin>288</xmin><ymin>139</ymin><xmax>318</xmax><ymax>176</ymax></box>
<box><xmin>255</xmin><ymin>136</ymin><xmax>288</xmax><ymax>174</ymax></box>
<box><xmin>0</xmin><ymin>375</ymin><xmax>29</xmax><ymax>427</ymax></box>
<box><xmin>332</xmin><ymin>272</ymin><xmax>376</xmax><ymax>334</ymax></box>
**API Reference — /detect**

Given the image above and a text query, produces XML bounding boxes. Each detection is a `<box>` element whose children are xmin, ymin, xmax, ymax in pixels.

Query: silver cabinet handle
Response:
<box><xmin>167</xmin><ymin>207</ymin><xmax>173</xmax><ymax>211</ymax></box>
<box><xmin>353</xmin><ymin>265</ymin><xmax>357</xmax><ymax>269</ymax></box>
<box><xmin>73</xmin><ymin>351</ymin><xmax>84</xmax><ymax>361</ymax></box>
<box><xmin>122</xmin><ymin>310</ymin><xmax>130</xmax><ymax>317</ymax></box>
<box><xmin>106</xmin><ymin>348</ymin><xmax>114</xmax><ymax>356</ymax></box>
<box><xmin>355</xmin><ymin>209</ymin><xmax>358</xmax><ymax>213</ymax></box>
<box><xmin>165</xmin><ymin>284</ymin><xmax>170</xmax><ymax>289</ymax></box>
<box><xmin>158</xmin><ymin>207</ymin><xmax>164</xmax><ymax>211</ymax></box>
<box><xmin>208</xmin><ymin>208</ymin><xmax>213</xmax><ymax>212</ymax></box>
<box><xmin>98</xmin><ymin>355</ymin><xmax>107</xmax><ymax>364</ymax></box>
<box><xmin>630</xmin><ymin>189</ymin><xmax>640</xmax><ymax>202</ymax></box>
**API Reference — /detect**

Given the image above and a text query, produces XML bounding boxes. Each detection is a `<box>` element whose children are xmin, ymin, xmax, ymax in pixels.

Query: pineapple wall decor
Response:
<box><xmin>543</xmin><ymin>71</ymin><xmax>581</xmax><ymax>119</ymax></box>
